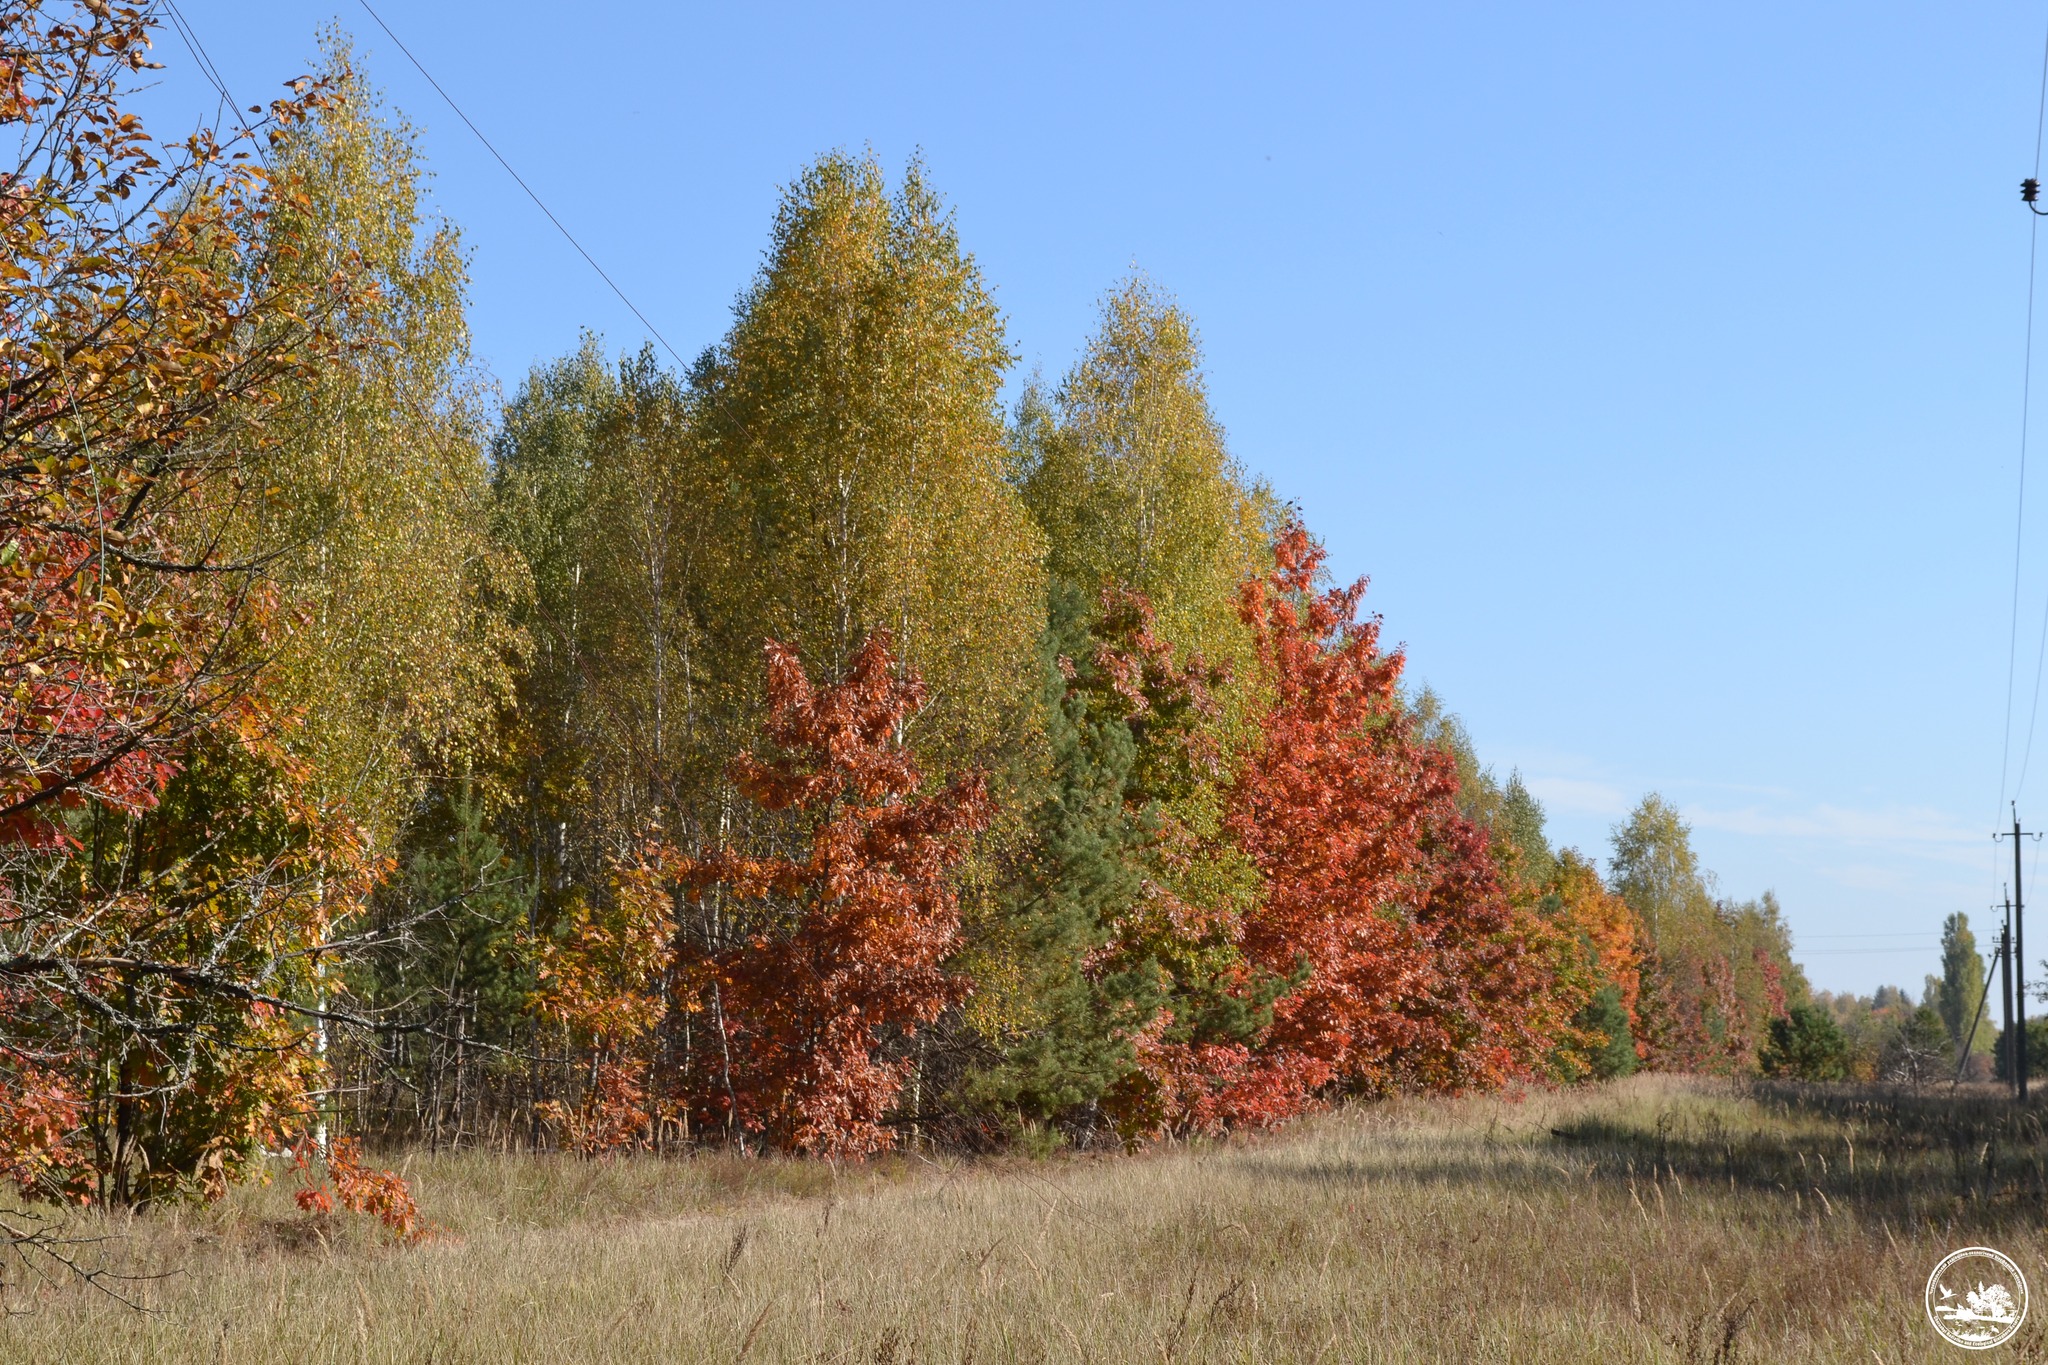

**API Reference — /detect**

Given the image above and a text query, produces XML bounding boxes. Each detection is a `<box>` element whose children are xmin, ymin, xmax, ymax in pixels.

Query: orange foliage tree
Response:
<box><xmin>636</xmin><ymin>633</ymin><xmax>990</xmax><ymax>1156</ymax></box>
<box><xmin>1151</xmin><ymin>530</ymin><xmax>1569</xmax><ymax>1130</ymax></box>
<box><xmin>1102</xmin><ymin>526</ymin><xmax>1575</xmax><ymax>1139</ymax></box>
<box><xmin>527</xmin><ymin>867</ymin><xmax>676</xmax><ymax>1155</ymax></box>
<box><xmin>1545</xmin><ymin>848</ymin><xmax>1646</xmax><ymax>1070</ymax></box>
<box><xmin>0</xmin><ymin>5</ymin><xmax>348</xmax><ymax>849</ymax></box>
<box><xmin>0</xmin><ymin>2</ymin><xmax>408</xmax><ymax>1211</ymax></box>
<box><xmin>292</xmin><ymin>1136</ymin><xmax>430</xmax><ymax>1245</ymax></box>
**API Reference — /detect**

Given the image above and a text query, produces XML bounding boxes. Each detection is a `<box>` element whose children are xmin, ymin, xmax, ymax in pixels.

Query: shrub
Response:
<box><xmin>1576</xmin><ymin>984</ymin><xmax>1639</xmax><ymax>1080</ymax></box>
<box><xmin>1758</xmin><ymin>1005</ymin><xmax>1850</xmax><ymax>1082</ymax></box>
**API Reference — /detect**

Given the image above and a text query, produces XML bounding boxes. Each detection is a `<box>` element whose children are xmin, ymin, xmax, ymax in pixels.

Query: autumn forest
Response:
<box><xmin>4</xmin><ymin>5</ymin><xmax>1895</xmax><ymax>1239</ymax></box>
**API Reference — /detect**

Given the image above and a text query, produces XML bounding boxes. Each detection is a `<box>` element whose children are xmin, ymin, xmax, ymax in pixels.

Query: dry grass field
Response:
<box><xmin>4</xmin><ymin>1075</ymin><xmax>2046</xmax><ymax>1363</ymax></box>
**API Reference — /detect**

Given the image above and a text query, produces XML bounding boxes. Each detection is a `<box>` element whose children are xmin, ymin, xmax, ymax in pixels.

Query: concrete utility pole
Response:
<box><xmin>1996</xmin><ymin>811</ymin><xmax>2040</xmax><ymax>1101</ymax></box>
<box><xmin>2004</xmin><ymin>896</ymin><xmax>2017</xmax><ymax>1097</ymax></box>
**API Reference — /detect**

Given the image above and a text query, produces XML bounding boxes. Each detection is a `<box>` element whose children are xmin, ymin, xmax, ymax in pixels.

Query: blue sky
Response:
<box><xmin>154</xmin><ymin>2</ymin><xmax>2048</xmax><ymax>994</ymax></box>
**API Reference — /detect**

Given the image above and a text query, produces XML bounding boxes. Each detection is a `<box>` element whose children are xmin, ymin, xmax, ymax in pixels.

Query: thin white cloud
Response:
<box><xmin>1686</xmin><ymin>802</ymin><xmax>1983</xmax><ymax>860</ymax></box>
<box><xmin>1520</xmin><ymin>767</ymin><xmax>1999</xmax><ymax>913</ymax></box>
<box><xmin>1522</xmin><ymin>776</ymin><xmax>1631</xmax><ymax>818</ymax></box>
<box><xmin>1813</xmin><ymin>861</ymin><xmax>1938</xmax><ymax>894</ymax></box>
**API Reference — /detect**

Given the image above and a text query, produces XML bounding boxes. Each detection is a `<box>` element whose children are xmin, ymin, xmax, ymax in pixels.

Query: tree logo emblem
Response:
<box><xmin>1927</xmin><ymin>1247</ymin><xmax>2028</xmax><ymax>1349</ymax></box>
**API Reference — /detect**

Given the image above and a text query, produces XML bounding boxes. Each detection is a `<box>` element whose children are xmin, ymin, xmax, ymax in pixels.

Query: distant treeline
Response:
<box><xmin>1782</xmin><ymin>909</ymin><xmax>2018</xmax><ymax>1087</ymax></box>
<box><xmin>2</xmin><ymin>11</ymin><xmax>1822</xmax><ymax>1210</ymax></box>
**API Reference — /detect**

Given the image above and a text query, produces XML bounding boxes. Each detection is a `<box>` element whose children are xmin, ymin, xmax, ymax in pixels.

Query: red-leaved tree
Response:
<box><xmin>1229</xmin><ymin>524</ymin><xmax>1570</xmax><ymax>1103</ymax></box>
<box><xmin>1106</xmin><ymin>524</ymin><xmax>1571</xmax><ymax>1134</ymax></box>
<box><xmin>646</xmin><ymin>633</ymin><xmax>988</xmax><ymax>1156</ymax></box>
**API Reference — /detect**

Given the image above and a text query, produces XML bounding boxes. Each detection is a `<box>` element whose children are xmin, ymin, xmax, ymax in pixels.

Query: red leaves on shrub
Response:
<box><xmin>293</xmin><ymin>1138</ymin><xmax>430</xmax><ymax>1245</ymax></box>
<box><xmin>536</xmin><ymin>1063</ymin><xmax>658</xmax><ymax>1158</ymax></box>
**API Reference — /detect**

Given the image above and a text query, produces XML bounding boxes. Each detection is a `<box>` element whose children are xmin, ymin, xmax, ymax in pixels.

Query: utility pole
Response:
<box><xmin>2004</xmin><ymin>894</ymin><xmax>2016</xmax><ymax>1096</ymax></box>
<box><xmin>1996</xmin><ymin>810</ymin><xmax>2041</xmax><ymax>1101</ymax></box>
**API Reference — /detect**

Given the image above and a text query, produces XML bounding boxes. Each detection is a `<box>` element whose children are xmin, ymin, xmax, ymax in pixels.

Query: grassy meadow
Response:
<box><xmin>5</xmin><ymin>1075</ymin><xmax>2045</xmax><ymax>1363</ymax></box>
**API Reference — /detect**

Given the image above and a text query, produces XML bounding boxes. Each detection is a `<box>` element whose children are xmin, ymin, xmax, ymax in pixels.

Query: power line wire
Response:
<box><xmin>1798</xmin><ymin>947</ymin><xmax>1951</xmax><ymax>955</ymax></box>
<box><xmin>1799</xmin><ymin>931</ymin><xmax>1943</xmax><ymax>939</ymax></box>
<box><xmin>2003</xmin><ymin>16</ymin><xmax>2048</xmax><ymax>810</ymax></box>
<box><xmin>351</xmin><ymin>0</ymin><xmax>685</xmax><ymax>369</ymax></box>
<box><xmin>161</xmin><ymin>1</ymin><xmax>232</xmax><ymax>110</ymax></box>
<box><xmin>160</xmin><ymin>0</ymin><xmax>259</xmax><ymax>162</ymax></box>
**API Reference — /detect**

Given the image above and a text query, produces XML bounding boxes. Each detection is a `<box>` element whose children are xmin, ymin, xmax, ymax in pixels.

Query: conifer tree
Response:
<box><xmin>965</xmin><ymin>584</ymin><xmax>1194</xmax><ymax>1134</ymax></box>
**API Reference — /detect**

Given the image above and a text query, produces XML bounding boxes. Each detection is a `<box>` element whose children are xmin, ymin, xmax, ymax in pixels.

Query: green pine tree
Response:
<box><xmin>965</xmin><ymin>584</ymin><xmax>1164</xmax><ymax>1129</ymax></box>
<box><xmin>1759</xmin><ymin>1004</ymin><xmax>1850</xmax><ymax>1081</ymax></box>
<box><xmin>1574</xmin><ymin>984</ymin><xmax>1639</xmax><ymax>1080</ymax></box>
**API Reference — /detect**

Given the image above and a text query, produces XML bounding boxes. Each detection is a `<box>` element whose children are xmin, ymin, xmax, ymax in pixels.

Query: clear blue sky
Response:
<box><xmin>157</xmin><ymin>2</ymin><xmax>2048</xmax><ymax>995</ymax></box>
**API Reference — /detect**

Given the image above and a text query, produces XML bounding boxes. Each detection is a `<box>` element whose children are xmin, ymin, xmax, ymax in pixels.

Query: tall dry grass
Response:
<box><xmin>2</xmin><ymin>1075</ymin><xmax>2041</xmax><ymax>1362</ymax></box>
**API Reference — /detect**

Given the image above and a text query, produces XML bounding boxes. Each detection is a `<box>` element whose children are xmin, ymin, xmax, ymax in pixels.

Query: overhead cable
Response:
<box><xmin>2001</xmin><ymin>17</ymin><xmax>2048</xmax><ymax>810</ymax></box>
<box><xmin>353</xmin><ymin>0</ymin><xmax>687</xmax><ymax>369</ymax></box>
